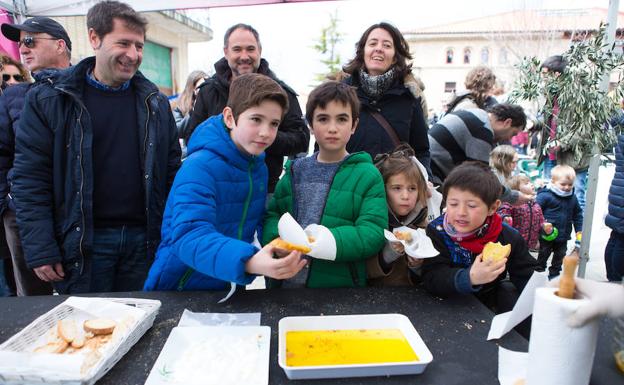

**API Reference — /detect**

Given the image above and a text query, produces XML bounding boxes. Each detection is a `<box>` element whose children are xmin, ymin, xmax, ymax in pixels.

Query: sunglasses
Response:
<box><xmin>2</xmin><ymin>74</ymin><xmax>25</xmax><ymax>82</ymax></box>
<box><xmin>18</xmin><ymin>36</ymin><xmax>58</xmax><ymax>49</ymax></box>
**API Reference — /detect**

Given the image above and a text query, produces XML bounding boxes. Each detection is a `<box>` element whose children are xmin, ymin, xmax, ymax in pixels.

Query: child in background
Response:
<box><xmin>262</xmin><ymin>81</ymin><xmax>387</xmax><ymax>288</ymax></box>
<box><xmin>536</xmin><ymin>165</ymin><xmax>583</xmax><ymax>278</ymax></box>
<box><xmin>422</xmin><ymin>162</ymin><xmax>538</xmax><ymax>312</ymax></box>
<box><xmin>489</xmin><ymin>144</ymin><xmax>533</xmax><ymax>204</ymax></box>
<box><xmin>144</xmin><ymin>73</ymin><xmax>307</xmax><ymax>291</ymax></box>
<box><xmin>498</xmin><ymin>174</ymin><xmax>549</xmax><ymax>252</ymax></box>
<box><xmin>367</xmin><ymin>144</ymin><xmax>430</xmax><ymax>286</ymax></box>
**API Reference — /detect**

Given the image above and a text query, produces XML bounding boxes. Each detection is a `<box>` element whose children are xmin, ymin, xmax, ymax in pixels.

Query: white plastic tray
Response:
<box><xmin>278</xmin><ymin>313</ymin><xmax>433</xmax><ymax>380</ymax></box>
<box><xmin>144</xmin><ymin>326</ymin><xmax>270</xmax><ymax>385</ymax></box>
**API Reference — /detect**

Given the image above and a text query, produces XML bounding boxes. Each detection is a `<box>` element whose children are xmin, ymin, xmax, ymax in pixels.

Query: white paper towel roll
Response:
<box><xmin>526</xmin><ymin>287</ymin><xmax>599</xmax><ymax>385</ymax></box>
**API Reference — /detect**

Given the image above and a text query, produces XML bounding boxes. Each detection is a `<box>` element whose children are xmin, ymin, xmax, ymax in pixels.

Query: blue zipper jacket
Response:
<box><xmin>144</xmin><ymin>114</ymin><xmax>267</xmax><ymax>291</ymax></box>
<box><xmin>535</xmin><ymin>186</ymin><xmax>583</xmax><ymax>242</ymax></box>
<box><xmin>12</xmin><ymin>57</ymin><xmax>181</xmax><ymax>278</ymax></box>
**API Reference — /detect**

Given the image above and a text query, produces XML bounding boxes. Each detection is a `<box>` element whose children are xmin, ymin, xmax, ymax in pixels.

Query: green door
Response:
<box><xmin>140</xmin><ymin>40</ymin><xmax>173</xmax><ymax>95</ymax></box>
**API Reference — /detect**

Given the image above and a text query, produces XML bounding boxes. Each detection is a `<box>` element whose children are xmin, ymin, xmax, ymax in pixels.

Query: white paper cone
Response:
<box><xmin>526</xmin><ymin>287</ymin><xmax>599</xmax><ymax>385</ymax></box>
<box><xmin>277</xmin><ymin>213</ymin><xmax>310</xmax><ymax>248</ymax></box>
<box><xmin>383</xmin><ymin>227</ymin><xmax>438</xmax><ymax>259</ymax></box>
<box><xmin>304</xmin><ymin>224</ymin><xmax>336</xmax><ymax>261</ymax></box>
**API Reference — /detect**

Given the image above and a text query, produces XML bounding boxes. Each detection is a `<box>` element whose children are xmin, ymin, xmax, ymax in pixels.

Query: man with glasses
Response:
<box><xmin>0</xmin><ymin>17</ymin><xmax>71</xmax><ymax>296</ymax></box>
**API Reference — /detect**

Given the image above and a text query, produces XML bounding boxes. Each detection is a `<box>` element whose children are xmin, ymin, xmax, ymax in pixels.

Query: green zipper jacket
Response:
<box><xmin>262</xmin><ymin>152</ymin><xmax>387</xmax><ymax>287</ymax></box>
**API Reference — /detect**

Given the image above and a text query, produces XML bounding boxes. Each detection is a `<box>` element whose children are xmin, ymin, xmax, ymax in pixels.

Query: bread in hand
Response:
<box><xmin>270</xmin><ymin>238</ymin><xmax>311</xmax><ymax>254</ymax></box>
<box><xmin>482</xmin><ymin>242</ymin><xmax>511</xmax><ymax>263</ymax></box>
<box><xmin>394</xmin><ymin>230</ymin><xmax>413</xmax><ymax>243</ymax></box>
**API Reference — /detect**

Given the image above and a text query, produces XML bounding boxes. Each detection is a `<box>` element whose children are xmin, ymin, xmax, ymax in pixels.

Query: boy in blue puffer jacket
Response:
<box><xmin>144</xmin><ymin>73</ymin><xmax>307</xmax><ymax>291</ymax></box>
<box><xmin>536</xmin><ymin>165</ymin><xmax>583</xmax><ymax>278</ymax></box>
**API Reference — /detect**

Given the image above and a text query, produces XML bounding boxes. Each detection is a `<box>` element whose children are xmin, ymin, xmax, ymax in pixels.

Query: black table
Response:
<box><xmin>0</xmin><ymin>287</ymin><xmax>620</xmax><ymax>384</ymax></box>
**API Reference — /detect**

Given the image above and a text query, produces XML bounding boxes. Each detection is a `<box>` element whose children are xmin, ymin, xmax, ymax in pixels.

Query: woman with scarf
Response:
<box><xmin>341</xmin><ymin>22</ymin><xmax>430</xmax><ymax>174</ymax></box>
<box><xmin>422</xmin><ymin>162</ymin><xmax>538</xmax><ymax>314</ymax></box>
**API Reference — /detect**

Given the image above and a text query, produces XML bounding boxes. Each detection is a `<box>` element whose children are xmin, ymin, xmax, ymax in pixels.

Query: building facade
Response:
<box><xmin>404</xmin><ymin>8</ymin><xmax>624</xmax><ymax>114</ymax></box>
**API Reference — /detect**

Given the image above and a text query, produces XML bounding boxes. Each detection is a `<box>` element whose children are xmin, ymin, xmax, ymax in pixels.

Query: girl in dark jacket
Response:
<box><xmin>341</xmin><ymin>22</ymin><xmax>431</xmax><ymax>174</ymax></box>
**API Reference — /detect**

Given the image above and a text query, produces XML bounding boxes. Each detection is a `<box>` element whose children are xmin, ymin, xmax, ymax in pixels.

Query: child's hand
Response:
<box><xmin>469</xmin><ymin>254</ymin><xmax>507</xmax><ymax>286</ymax></box>
<box><xmin>503</xmin><ymin>216</ymin><xmax>513</xmax><ymax>226</ymax></box>
<box><xmin>389</xmin><ymin>241</ymin><xmax>405</xmax><ymax>255</ymax></box>
<box><xmin>406</xmin><ymin>256</ymin><xmax>424</xmax><ymax>269</ymax></box>
<box><xmin>245</xmin><ymin>243</ymin><xmax>308</xmax><ymax>280</ymax></box>
<box><xmin>543</xmin><ymin>222</ymin><xmax>553</xmax><ymax>234</ymax></box>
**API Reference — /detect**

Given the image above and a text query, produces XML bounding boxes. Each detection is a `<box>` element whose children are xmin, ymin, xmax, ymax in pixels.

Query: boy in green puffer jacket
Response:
<box><xmin>262</xmin><ymin>81</ymin><xmax>387</xmax><ymax>288</ymax></box>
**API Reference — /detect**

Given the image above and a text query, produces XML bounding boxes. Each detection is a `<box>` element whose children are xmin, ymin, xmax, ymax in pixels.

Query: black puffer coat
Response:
<box><xmin>343</xmin><ymin>72</ymin><xmax>431</xmax><ymax>173</ymax></box>
<box><xmin>12</xmin><ymin>57</ymin><xmax>181</xmax><ymax>277</ymax></box>
<box><xmin>188</xmin><ymin>58</ymin><xmax>309</xmax><ymax>192</ymax></box>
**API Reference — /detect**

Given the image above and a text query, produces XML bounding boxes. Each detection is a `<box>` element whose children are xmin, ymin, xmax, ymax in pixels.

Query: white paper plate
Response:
<box><xmin>144</xmin><ymin>326</ymin><xmax>270</xmax><ymax>385</ymax></box>
<box><xmin>278</xmin><ymin>314</ymin><xmax>433</xmax><ymax>380</ymax></box>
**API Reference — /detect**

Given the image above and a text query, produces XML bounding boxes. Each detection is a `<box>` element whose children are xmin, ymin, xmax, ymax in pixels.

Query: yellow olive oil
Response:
<box><xmin>285</xmin><ymin>328</ymin><xmax>419</xmax><ymax>367</ymax></box>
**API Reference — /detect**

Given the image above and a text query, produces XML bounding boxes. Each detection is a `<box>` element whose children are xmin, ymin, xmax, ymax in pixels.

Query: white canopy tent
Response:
<box><xmin>0</xmin><ymin>0</ymin><xmax>327</xmax><ymax>17</ymax></box>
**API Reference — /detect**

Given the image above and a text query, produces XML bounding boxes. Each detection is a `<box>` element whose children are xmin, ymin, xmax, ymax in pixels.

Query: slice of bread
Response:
<box><xmin>270</xmin><ymin>238</ymin><xmax>311</xmax><ymax>254</ymax></box>
<box><xmin>83</xmin><ymin>318</ymin><xmax>116</xmax><ymax>335</ymax></box>
<box><xmin>482</xmin><ymin>242</ymin><xmax>511</xmax><ymax>263</ymax></box>
<box><xmin>394</xmin><ymin>230</ymin><xmax>413</xmax><ymax>243</ymax></box>
<box><xmin>57</xmin><ymin>319</ymin><xmax>77</xmax><ymax>343</ymax></box>
<box><xmin>34</xmin><ymin>340</ymin><xmax>69</xmax><ymax>354</ymax></box>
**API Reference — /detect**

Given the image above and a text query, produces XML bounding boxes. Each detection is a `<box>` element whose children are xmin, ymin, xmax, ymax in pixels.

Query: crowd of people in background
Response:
<box><xmin>0</xmin><ymin>0</ymin><xmax>621</xmax><ymax>329</ymax></box>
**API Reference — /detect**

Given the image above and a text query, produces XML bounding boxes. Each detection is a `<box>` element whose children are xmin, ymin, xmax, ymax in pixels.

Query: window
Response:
<box><xmin>480</xmin><ymin>47</ymin><xmax>489</xmax><ymax>64</ymax></box>
<box><xmin>446</xmin><ymin>48</ymin><xmax>454</xmax><ymax>64</ymax></box>
<box><xmin>499</xmin><ymin>48</ymin><xmax>508</xmax><ymax>65</ymax></box>
<box><xmin>444</xmin><ymin>82</ymin><xmax>456</xmax><ymax>93</ymax></box>
<box><xmin>463</xmin><ymin>47</ymin><xmax>471</xmax><ymax>64</ymax></box>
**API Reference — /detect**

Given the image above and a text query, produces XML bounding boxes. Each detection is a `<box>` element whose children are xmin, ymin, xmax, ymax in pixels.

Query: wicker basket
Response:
<box><xmin>0</xmin><ymin>297</ymin><xmax>161</xmax><ymax>385</ymax></box>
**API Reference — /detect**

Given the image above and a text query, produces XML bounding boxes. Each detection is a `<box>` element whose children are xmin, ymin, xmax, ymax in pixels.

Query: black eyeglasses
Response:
<box><xmin>18</xmin><ymin>36</ymin><xmax>58</xmax><ymax>49</ymax></box>
<box><xmin>2</xmin><ymin>74</ymin><xmax>25</xmax><ymax>82</ymax></box>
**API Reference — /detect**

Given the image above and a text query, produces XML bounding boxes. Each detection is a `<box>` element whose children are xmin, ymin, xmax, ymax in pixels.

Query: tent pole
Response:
<box><xmin>577</xmin><ymin>0</ymin><xmax>619</xmax><ymax>278</ymax></box>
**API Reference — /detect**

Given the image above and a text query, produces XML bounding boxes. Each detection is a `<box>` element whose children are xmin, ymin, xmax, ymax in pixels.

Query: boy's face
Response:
<box><xmin>310</xmin><ymin>100</ymin><xmax>358</xmax><ymax>161</ymax></box>
<box><xmin>386</xmin><ymin>172</ymin><xmax>419</xmax><ymax>217</ymax></box>
<box><xmin>552</xmin><ymin>175</ymin><xmax>574</xmax><ymax>193</ymax></box>
<box><xmin>224</xmin><ymin>100</ymin><xmax>282</xmax><ymax>156</ymax></box>
<box><xmin>445</xmin><ymin>187</ymin><xmax>499</xmax><ymax>234</ymax></box>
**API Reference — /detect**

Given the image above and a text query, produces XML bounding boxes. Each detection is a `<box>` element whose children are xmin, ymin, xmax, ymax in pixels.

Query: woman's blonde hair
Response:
<box><xmin>177</xmin><ymin>70</ymin><xmax>208</xmax><ymax>116</ymax></box>
<box><xmin>375</xmin><ymin>144</ymin><xmax>428</xmax><ymax>210</ymax></box>
<box><xmin>489</xmin><ymin>144</ymin><xmax>517</xmax><ymax>179</ymax></box>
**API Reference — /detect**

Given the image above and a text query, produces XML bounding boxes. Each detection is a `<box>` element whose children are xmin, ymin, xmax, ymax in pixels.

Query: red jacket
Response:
<box><xmin>498</xmin><ymin>201</ymin><xmax>545</xmax><ymax>250</ymax></box>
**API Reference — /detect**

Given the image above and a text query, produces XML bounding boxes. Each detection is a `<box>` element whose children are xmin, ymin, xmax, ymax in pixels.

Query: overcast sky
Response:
<box><xmin>187</xmin><ymin>0</ymin><xmax>618</xmax><ymax>95</ymax></box>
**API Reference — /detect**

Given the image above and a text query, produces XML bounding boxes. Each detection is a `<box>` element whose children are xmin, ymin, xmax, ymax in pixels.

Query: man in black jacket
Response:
<box><xmin>12</xmin><ymin>1</ymin><xmax>180</xmax><ymax>294</ymax></box>
<box><xmin>0</xmin><ymin>16</ymin><xmax>72</xmax><ymax>295</ymax></box>
<box><xmin>188</xmin><ymin>23</ymin><xmax>309</xmax><ymax>192</ymax></box>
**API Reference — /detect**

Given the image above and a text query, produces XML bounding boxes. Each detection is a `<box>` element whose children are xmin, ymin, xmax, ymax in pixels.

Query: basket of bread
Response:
<box><xmin>0</xmin><ymin>296</ymin><xmax>160</xmax><ymax>385</ymax></box>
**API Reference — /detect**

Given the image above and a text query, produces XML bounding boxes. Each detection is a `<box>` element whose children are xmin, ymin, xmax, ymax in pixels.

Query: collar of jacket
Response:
<box><xmin>213</xmin><ymin>57</ymin><xmax>275</xmax><ymax>85</ymax></box>
<box><xmin>284</xmin><ymin>151</ymin><xmax>373</xmax><ymax>172</ymax></box>
<box><xmin>344</xmin><ymin>71</ymin><xmax>414</xmax><ymax>105</ymax></box>
<box><xmin>50</xmin><ymin>56</ymin><xmax>158</xmax><ymax>100</ymax></box>
<box><xmin>186</xmin><ymin>114</ymin><xmax>265</xmax><ymax>172</ymax></box>
<box><xmin>389</xmin><ymin>203</ymin><xmax>427</xmax><ymax>228</ymax></box>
